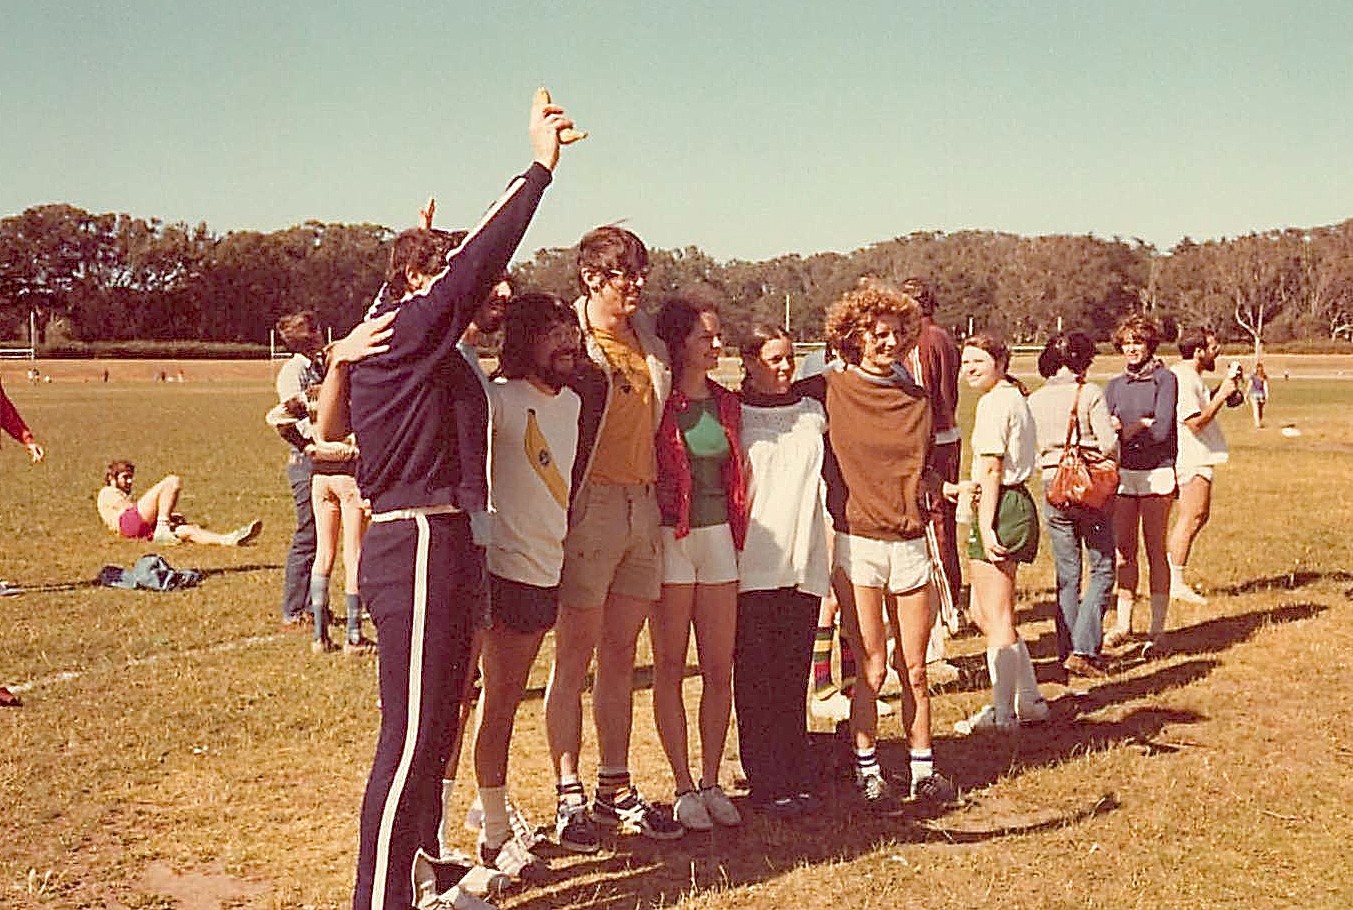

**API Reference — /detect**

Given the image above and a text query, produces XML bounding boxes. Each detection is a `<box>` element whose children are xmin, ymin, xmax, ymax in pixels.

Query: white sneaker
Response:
<box><xmin>926</xmin><ymin>660</ymin><xmax>961</xmax><ymax>687</ymax></box>
<box><xmin>412</xmin><ymin>849</ymin><xmax>501</xmax><ymax>910</ymax></box>
<box><xmin>698</xmin><ymin>783</ymin><xmax>742</xmax><ymax>826</ymax></box>
<box><xmin>809</xmin><ymin>690</ymin><xmax>852</xmax><ymax>722</ymax></box>
<box><xmin>478</xmin><ymin>832</ymin><xmax>544</xmax><ymax>880</ymax></box>
<box><xmin>1170</xmin><ymin>581</ymin><xmax>1208</xmax><ymax>605</ymax></box>
<box><xmin>673</xmin><ymin>789</ymin><xmax>713</xmax><ymax>831</ymax></box>
<box><xmin>228</xmin><ymin>519</ymin><xmax>263</xmax><ymax>546</ymax></box>
<box><xmin>1017</xmin><ymin>698</ymin><xmax>1051</xmax><ymax>725</ymax></box>
<box><xmin>151</xmin><ymin>524</ymin><xmax>181</xmax><ymax>546</ymax></box>
<box><xmin>954</xmin><ymin>705</ymin><xmax>1015</xmax><ymax>736</ymax></box>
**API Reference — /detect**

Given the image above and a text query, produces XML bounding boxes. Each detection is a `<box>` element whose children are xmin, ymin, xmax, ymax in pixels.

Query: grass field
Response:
<box><xmin>1</xmin><ymin>361</ymin><xmax>1351</xmax><ymax>909</ymax></box>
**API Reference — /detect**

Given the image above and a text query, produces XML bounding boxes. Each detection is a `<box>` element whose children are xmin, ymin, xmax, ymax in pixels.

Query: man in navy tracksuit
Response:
<box><xmin>332</xmin><ymin>93</ymin><xmax>574</xmax><ymax>910</ymax></box>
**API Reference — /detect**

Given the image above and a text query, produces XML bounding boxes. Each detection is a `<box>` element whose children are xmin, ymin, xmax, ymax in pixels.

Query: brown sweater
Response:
<box><xmin>799</xmin><ymin>367</ymin><xmax>934</xmax><ymax>542</ymax></box>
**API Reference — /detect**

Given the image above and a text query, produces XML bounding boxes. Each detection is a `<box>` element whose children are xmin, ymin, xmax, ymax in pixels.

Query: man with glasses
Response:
<box><xmin>544</xmin><ymin>225</ymin><xmax>683</xmax><ymax>851</ymax></box>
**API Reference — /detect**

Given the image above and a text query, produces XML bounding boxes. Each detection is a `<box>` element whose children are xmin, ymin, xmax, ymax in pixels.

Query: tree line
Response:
<box><xmin>3</xmin><ymin>202</ymin><xmax>1353</xmax><ymax>355</ymax></box>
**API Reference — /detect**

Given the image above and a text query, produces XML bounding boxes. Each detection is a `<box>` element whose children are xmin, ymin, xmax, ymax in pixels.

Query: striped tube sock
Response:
<box><xmin>597</xmin><ymin>767</ymin><xmax>630</xmax><ymax>802</ymax></box>
<box><xmin>855</xmin><ymin>747</ymin><xmax>881</xmax><ymax>779</ymax></box>
<box><xmin>840</xmin><ymin>633</ymin><xmax>858</xmax><ymax>698</ymax></box>
<box><xmin>812</xmin><ymin>626</ymin><xmax>835</xmax><ymax>695</ymax></box>
<box><xmin>909</xmin><ymin>749</ymin><xmax>934</xmax><ymax>783</ymax></box>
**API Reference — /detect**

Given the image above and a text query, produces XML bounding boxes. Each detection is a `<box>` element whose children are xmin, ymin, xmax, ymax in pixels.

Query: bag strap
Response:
<box><xmin>1062</xmin><ymin>381</ymin><xmax>1084</xmax><ymax>449</ymax></box>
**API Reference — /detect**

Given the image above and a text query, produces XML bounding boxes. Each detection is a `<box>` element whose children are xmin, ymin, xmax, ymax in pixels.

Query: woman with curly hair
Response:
<box><xmin>952</xmin><ymin>333</ymin><xmax>1049</xmax><ymax>734</ymax></box>
<box><xmin>1104</xmin><ymin>314</ymin><xmax>1178</xmax><ymax>658</ymax></box>
<box><xmin>799</xmin><ymin>282</ymin><xmax>954</xmax><ymax>811</ymax></box>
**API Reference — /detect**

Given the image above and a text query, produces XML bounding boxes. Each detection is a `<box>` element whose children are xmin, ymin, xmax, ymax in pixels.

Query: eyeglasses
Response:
<box><xmin>604</xmin><ymin>269</ymin><xmax>648</xmax><ymax>286</ymax></box>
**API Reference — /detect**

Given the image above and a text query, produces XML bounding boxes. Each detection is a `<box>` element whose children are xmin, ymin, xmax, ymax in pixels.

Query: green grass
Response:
<box><xmin>1</xmin><ymin>367</ymin><xmax>1351</xmax><ymax>909</ymax></box>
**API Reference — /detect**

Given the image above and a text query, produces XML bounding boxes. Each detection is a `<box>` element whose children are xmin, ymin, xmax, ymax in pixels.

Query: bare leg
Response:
<box><xmin>337</xmin><ymin>479</ymin><xmax>368</xmax><ymax>596</ymax></box>
<box><xmin>1167</xmin><ymin>476</ymin><xmax>1211</xmax><ymax>569</ymax></box>
<box><xmin>312</xmin><ymin>481</ymin><xmax>340</xmax><ymax>578</ymax></box>
<box><xmin>690</xmin><ymin>581</ymin><xmax>737</xmax><ymax>786</ymax></box>
<box><xmin>890</xmin><ymin>585</ymin><xmax>934</xmax><ymax>752</ymax></box>
<box><xmin>475</xmin><ymin>628</ymin><xmax>548</xmax><ymax>789</ymax></box>
<box><xmin>968</xmin><ymin>558</ymin><xmax>1018</xmax><ymax>648</ymax></box>
<box><xmin>834</xmin><ymin>567</ymin><xmax>886</xmax><ymax>755</ymax></box>
<box><xmin>545</xmin><ymin>605</ymin><xmax>602</xmax><ymax>781</ymax></box>
<box><xmin>593</xmin><ymin>593</ymin><xmax>653</xmax><ymax>771</ymax></box>
<box><xmin>1112</xmin><ymin>495</ymin><xmax>1143</xmax><ymax>603</ymax></box>
<box><xmin>650</xmin><ymin>583</ymin><xmax>696</xmax><ymax>792</ymax></box>
<box><xmin>135</xmin><ymin>474</ymin><xmax>181</xmax><ymax>524</ymax></box>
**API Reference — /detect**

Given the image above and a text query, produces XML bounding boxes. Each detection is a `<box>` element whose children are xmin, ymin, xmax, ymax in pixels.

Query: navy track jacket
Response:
<box><xmin>350</xmin><ymin>163</ymin><xmax>552</xmax><ymax>514</ymax></box>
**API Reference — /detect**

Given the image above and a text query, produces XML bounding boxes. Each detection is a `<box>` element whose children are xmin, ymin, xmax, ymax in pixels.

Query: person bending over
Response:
<box><xmin>96</xmin><ymin>461</ymin><xmax>262</xmax><ymax>547</ymax></box>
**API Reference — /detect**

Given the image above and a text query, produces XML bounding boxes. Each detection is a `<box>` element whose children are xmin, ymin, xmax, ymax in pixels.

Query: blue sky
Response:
<box><xmin>3</xmin><ymin>1</ymin><xmax>1350</xmax><ymax>262</ymax></box>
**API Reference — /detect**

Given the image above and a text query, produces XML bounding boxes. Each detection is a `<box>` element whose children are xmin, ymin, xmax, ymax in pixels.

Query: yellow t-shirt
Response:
<box><xmin>589</xmin><ymin>327</ymin><xmax>656</xmax><ymax>485</ymax></box>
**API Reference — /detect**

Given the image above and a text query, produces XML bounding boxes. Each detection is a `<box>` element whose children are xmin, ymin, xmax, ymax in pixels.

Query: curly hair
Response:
<box><xmin>823</xmin><ymin>282</ymin><xmax>921</xmax><ymax>366</ymax></box>
<box><xmin>1112</xmin><ymin>313</ymin><xmax>1163</xmax><ymax>355</ymax></box>
<box><xmin>496</xmin><ymin>292</ymin><xmax>576</xmax><ymax>380</ymax></box>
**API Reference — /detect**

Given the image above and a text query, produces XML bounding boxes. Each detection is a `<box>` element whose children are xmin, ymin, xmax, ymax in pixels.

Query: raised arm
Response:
<box><xmin>316</xmin><ymin>313</ymin><xmax>395</xmax><ymax>441</ymax></box>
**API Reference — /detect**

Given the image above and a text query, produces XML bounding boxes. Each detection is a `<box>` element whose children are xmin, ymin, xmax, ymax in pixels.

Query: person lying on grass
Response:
<box><xmin>95</xmin><ymin>460</ymin><xmax>262</xmax><ymax>547</ymax></box>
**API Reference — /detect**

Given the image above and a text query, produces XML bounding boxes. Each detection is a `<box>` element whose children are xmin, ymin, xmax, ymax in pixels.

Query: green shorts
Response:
<box><xmin>967</xmin><ymin>484</ymin><xmax>1039</xmax><ymax>564</ymax></box>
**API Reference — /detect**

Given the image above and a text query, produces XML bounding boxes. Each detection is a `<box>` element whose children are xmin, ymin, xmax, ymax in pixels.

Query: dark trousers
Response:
<box><xmin>353</xmin><ymin>512</ymin><xmax>480</xmax><ymax>910</ymax></box>
<box><xmin>734</xmin><ymin>587</ymin><xmax>819</xmax><ymax>801</ymax></box>
<box><xmin>929</xmin><ymin>440</ymin><xmax>963</xmax><ymax>606</ymax></box>
<box><xmin>282</xmin><ymin>454</ymin><xmax>316</xmax><ymax>621</ymax></box>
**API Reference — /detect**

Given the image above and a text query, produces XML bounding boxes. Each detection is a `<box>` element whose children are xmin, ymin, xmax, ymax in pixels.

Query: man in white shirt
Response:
<box><xmin>1168</xmin><ymin>327</ymin><xmax>1244</xmax><ymax>604</ymax></box>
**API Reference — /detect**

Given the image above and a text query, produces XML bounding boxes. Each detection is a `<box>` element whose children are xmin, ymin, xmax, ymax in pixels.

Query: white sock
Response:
<box><xmin>438</xmin><ymin>778</ymin><xmax>456</xmax><ymax>856</ymax></box>
<box><xmin>1113</xmin><ymin>596</ymin><xmax>1134</xmax><ymax>633</ymax></box>
<box><xmin>1012</xmin><ymin>640</ymin><xmax>1046</xmax><ymax>715</ymax></box>
<box><xmin>479</xmin><ymin>785</ymin><xmax>510</xmax><ymax>849</ymax></box>
<box><xmin>1149</xmin><ymin>593</ymin><xmax>1169</xmax><ymax>639</ymax></box>
<box><xmin>985</xmin><ymin>646</ymin><xmax>1016</xmax><ymax>725</ymax></box>
<box><xmin>1169</xmin><ymin>561</ymin><xmax>1188</xmax><ymax>587</ymax></box>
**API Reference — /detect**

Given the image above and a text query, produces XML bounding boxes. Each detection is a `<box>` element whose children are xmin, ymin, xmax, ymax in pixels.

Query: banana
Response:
<box><xmin>535</xmin><ymin>86</ymin><xmax>588</xmax><ymax>144</ymax></box>
<box><xmin>525</xmin><ymin>408</ymin><xmax>570</xmax><ymax>509</ymax></box>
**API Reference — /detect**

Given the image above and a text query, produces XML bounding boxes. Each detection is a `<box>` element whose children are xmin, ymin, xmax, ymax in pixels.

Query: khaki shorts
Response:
<box><xmin>558</xmin><ymin>481</ymin><xmax>662</xmax><ymax>609</ymax></box>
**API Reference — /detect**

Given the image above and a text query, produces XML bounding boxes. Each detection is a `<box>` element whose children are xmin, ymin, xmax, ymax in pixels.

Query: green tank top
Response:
<box><xmin>677</xmin><ymin>398</ymin><xmax>729</xmax><ymax>528</ymax></box>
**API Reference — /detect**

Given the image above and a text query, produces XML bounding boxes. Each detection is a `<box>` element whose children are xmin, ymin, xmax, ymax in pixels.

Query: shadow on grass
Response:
<box><xmin>16</xmin><ymin>562</ymin><xmax>282</xmax><ymax>595</ymax></box>
<box><xmin>1218</xmin><ymin>569</ymin><xmax>1353</xmax><ymax>596</ymax></box>
<box><xmin>513</xmin><ymin>658</ymin><xmax>1218</xmax><ymax>910</ymax></box>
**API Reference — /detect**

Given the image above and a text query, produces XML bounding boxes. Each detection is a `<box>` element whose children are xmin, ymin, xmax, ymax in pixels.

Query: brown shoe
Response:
<box><xmin>0</xmin><ymin>686</ymin><xmax>22</xmax><ymax>708</ymax></box>
<box><xmin>1064</xmin><ymin>654</ymin><xmax>1110</xmax><ymax>679</ymax></box>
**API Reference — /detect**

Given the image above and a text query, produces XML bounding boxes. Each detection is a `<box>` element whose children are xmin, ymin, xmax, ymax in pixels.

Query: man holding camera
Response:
<box><xmin>1168</xmin><ymin>327</ymin><xmax>1244</xmax><ymax>604</ymax></box>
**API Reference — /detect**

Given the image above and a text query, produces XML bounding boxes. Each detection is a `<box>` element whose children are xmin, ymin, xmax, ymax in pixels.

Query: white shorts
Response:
<box><xmin>1118</xmin><ymin>466</ymin><xmax>1177</xmax><ymax>497</ymax></box>
<box><xmin>833</xmin><ymin>532</ymin><xmax>930</xmax><ymax>594</ymax></box>
<box><xmin>661</xmin><ymin>524</ymin><xmax>739</xmax><ymax>585</ymax></box>
<box><xmin>1175</xmin><ymin>464</ymin><xmax>1215</xmax><ymax>485</ymax></box>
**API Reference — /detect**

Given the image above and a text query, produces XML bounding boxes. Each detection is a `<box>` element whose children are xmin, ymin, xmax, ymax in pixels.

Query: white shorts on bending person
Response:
<box><xmin>661</xmin><ymin>523</ymin><xmax>738</xmax><ymax>585</ymax></box>
<box><xmin>833</xmin><ymin>531</ymin><xmax>931</xmax><ymax>595</ymax></box>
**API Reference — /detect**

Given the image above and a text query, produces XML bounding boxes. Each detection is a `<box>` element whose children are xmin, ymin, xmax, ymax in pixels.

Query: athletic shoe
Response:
<box><xmin>411</xmin><ymin>849</ymin><xmax>500</xmax><ymax>910</ymax></box>
<box><xmin>854</xmin><ymin>771</ymin><xmax>903</xmax><ymax>814</ymax></box>
<box><xmin>926</xmin><ymin>660</ymin><xmax>962</xmax><ymax>688</ymax></box>
<box><xmin>1103</xmin><ymin>627</ymin><xmax>1132</xmax><ymax>649</ymax></box>
<box><xmin>310</xmin><ymin>636</ymin><xmax>338</xmax><ymax>654</ymax></box>
<box><xmin>478</xmin><ymin>832</ymin><xmax>545</xmax><ymax>880</ymax></box>
<box><xmin>592</xmin><ymin>788</ymin><xmax>684</xmax><ymax>840</ymax></box>
<box><xmin>698</xmin><ymin>783</ymin><xmax>742</xmax><ymax>826</ymax></box>
<box><xmin>0</xmin><ymin>581</ymin><xmax>21</xmax><ymax>597</ymax></box>
<box><xmin>0</xmin><ymin>686</ymin><xmax>21</xmax><ymax>708</ymax></box>
<box><xmin>1017</xmin><ymin>698</ymin><xmax>1051</xmax><ymax>725</ymax></box>
<box><xmin>954</xmin><ymin>705</ymin><xmax>1015</xmax><ymax>736</ymax></box>
<box><xmin>809</xmin><ymin>690</ymin><xmax>852</xmax><ymax>722</ymax></box>
<box><xmin>1170</xmin><ymin>581</ymin><xmax>1208</xmax><ymax>605</ymax></box>
<box><xmin>1140</xmin><ymin>638</ymin><xmax>1168</xmax><ymax>661</ymax></box>
<box><xmin>151</xmin><ymin>524</ymin><xmax>181</xmax><ymax>546</ymax></box>
<box><xmin>911</xmin><ymin>772</ymin><xmax>957</xmax><ymax>806</ymax></box>
<box><xmin>1064</xmin><ymin>654</ymin><xmax>1109</xmax><ymax>679</ymax></box>
<box><xmin>343</xmin><ymin>636</ymin><xmax>378</xmax><ymax>656</ymax></box>
<box><xmin>280</xmin><ymin>613</ymin><xmax>313</xmax><ymax>633</ymax></box>
<box><xmin>673</xmin><ymin>790</ymin><xmax>713</xmax><ymax>831</ymax></box>
<box><xmin>554</xmin><ymin>800</ymin><xmax>600</xmax><ymax>854</ymax></box>
<box><xmin>228</xmin><ymin>519</ymin><xmax>264</xmax><ymax>547</ymax></box>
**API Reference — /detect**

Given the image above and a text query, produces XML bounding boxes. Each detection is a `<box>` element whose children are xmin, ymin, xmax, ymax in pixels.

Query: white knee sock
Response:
<box><xmin>1012</xmin><ymin>640</ymin><xmax>1046</xmax><ymax>715</ymax></box>
<box><xmin>985</xmin><ymin>645</ymin><xmax>1016</xmax><ymax>725</ymax></box>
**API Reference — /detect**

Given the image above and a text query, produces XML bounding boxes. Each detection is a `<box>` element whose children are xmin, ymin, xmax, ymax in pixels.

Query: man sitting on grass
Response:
<box><xmin>96</xmin><ymin>460</ymin><xmax>262</xmax><ymax>547</ymax></box>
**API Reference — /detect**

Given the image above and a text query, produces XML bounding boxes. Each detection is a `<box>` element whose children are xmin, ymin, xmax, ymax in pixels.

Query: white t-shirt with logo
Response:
<box><xmin>1172</xmin><ymin>363</ymin><xmax>1229</xmax><ymax>471</ymax></box>
<box><xmin>487</xmin><ymin>379</ymin><xmax>580</xmax><ymax>587</ymax></box>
